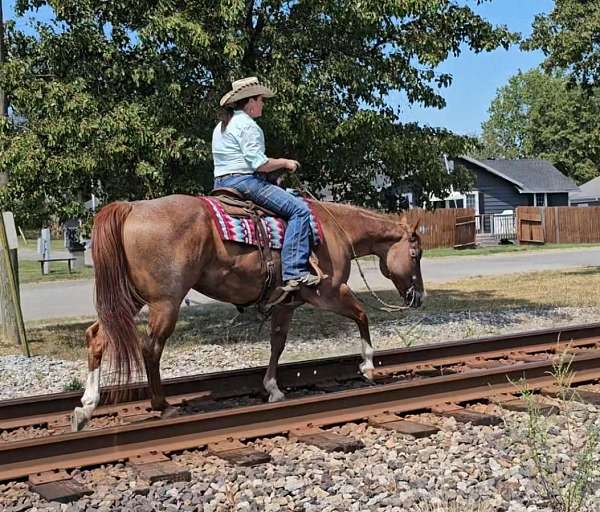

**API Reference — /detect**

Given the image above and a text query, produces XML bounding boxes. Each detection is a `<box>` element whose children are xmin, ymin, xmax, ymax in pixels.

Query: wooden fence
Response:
<box><xmin>405</xmin><ymin>208</ymin><xmax>475</xmax><ymax>250</ymax></box>
<box><xmin>516</xmin><ymin>206</ymin><xmax>600</xmax><ymax>244</ymax></box>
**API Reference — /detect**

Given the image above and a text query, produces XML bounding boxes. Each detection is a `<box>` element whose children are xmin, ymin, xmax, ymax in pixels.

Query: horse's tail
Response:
<box><xmin>92</xmin><ymin>201</ymin><xmax>143</xmax><ymax>388</ymax></box>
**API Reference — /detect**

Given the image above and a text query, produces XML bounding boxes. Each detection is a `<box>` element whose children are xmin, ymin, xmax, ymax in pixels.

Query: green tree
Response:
<box><xmin>480</xmin><ymin>69</ymin><xmax>566</xmax><ymax>160</ymax></box>
<box><xmin>1</xmin><ymin>0</ymin><xmax>516</xmax><ymax>224</ymax></box>
<box><xmin>480</xmin><ymin>68</ymin><xmax>600</xmax><ymax>184</ymax></box>
<box><xmin>526</xmin><ymin>0</ymin><xmax>600</xmax><ymax>86</ymax></box>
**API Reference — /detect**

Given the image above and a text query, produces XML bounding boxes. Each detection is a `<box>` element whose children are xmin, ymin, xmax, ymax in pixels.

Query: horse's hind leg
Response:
<box><xmin>72</xmin><ymin>321</ymin><xmax>104</xmax><ymax>432</ymax></box>
<box><xmin>143</xmin><ymin>300</ymin><xmax>180</xmax><ymax>415</ymax></box>
<box><xmin>264</xmin><ymin>306</ymin><xmax>295</xmax><ymax>402</ymax></box>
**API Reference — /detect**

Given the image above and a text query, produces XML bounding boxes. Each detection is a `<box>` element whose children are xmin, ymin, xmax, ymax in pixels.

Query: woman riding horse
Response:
<box><xmin>70</xmin><ymin>81</ymin><xmax>425</xmax><ymax>432</ymax></box>
<box><xmin>212</xmin><ymin>77</ymin><xmax>320</xmax><ymax>292</ymax></box>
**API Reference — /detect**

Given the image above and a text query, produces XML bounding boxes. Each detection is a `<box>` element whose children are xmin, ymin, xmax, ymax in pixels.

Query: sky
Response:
<box><xmin>394</xmin><ymin>0</ymin><xmax>555</xmax><ymax>135</ymax></box>
<box><xmin>5</xmin><ymin>0</ymin><xmax>554</xmax><ymax>136</ymax></box>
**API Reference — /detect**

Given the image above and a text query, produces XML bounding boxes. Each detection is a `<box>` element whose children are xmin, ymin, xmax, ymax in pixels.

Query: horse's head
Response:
<box><xmin>379</xmin><ymin>217</ymin><xmax>424</xmax><ymax>308</ymax></box>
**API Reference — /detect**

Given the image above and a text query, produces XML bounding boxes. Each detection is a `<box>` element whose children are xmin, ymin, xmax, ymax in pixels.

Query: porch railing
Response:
<box><xmin>475</xmin><ymin>213</ymin><xmax>516</xmax><ymax>240</ymax></box>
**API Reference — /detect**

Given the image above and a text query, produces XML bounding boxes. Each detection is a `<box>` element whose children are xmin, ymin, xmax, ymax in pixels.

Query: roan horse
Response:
<box><xmin>72</xmin><ymin>194</ymin><xmax>424</xmax><ymax>431</ymax></box>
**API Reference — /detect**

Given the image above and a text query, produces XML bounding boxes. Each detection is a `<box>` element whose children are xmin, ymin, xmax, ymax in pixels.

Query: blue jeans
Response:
<box><xmin>214</xmin><ymin>173</ymin><xmax>313</xmax><ymax>281</ymax></box>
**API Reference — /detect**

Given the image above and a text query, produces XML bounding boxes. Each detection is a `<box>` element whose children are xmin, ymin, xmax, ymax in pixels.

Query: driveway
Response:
<box><xmin>19</xmin><ymin>247</ymin><xmax>600</xmax><ymax>322</ymax></box>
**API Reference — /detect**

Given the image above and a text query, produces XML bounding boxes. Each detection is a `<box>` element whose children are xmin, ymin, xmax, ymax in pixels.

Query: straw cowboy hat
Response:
<box><xmin>219</xmin><ymin>77</ymin><xmax>275</xmax><ymax>107</ymax></box>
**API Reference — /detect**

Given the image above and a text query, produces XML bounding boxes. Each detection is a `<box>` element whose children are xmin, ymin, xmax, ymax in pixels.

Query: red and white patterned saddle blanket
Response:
<box><xmin>199</xmin><ymin>196</ymin><xmax>323</xmax><ymax>249</ymax></box>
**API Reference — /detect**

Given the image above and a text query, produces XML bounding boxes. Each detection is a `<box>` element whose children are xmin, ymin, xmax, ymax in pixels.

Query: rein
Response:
<box><xmin>289</xmin><ymin>174</ymin><xmax>411</xmax><ymax>313</ymax></box>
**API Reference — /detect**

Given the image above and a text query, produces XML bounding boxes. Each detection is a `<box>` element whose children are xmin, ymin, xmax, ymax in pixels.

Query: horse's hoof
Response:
<box><xmin>71</xmin><ymin>407</ymin><xmax>88</xmax><ymax>432</ymax></box>
<box><xmin>268</xmin><ymin>391</ymin><xmax>285</xmax><ymax>403</ymax></box>
<box><xmin>359</xmin><ymin>365</ymin><xmax>375</xmax><ymax>383</ymax></box>
<box><xmin>160</xmin><ymin>406</ymin><xmax>180</xmax><ymax>419</ymax></box>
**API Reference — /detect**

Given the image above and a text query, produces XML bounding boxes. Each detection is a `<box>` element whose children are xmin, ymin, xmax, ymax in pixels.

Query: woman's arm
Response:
<box><xmin>257</xmin><ymin>158</ymin><xmax>299</xmax><ymax>174</ymax></box>
<box><xmin>238</xmin><ymin>124</ymin><xmax>299</xmax><ymax>174</ymax></box>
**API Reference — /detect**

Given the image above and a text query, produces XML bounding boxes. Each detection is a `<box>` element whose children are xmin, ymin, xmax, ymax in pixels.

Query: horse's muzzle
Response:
<box><xmin>404</xmin><ymin>285</ymin><xmax>423</xmax><ymax>308</ymax></box>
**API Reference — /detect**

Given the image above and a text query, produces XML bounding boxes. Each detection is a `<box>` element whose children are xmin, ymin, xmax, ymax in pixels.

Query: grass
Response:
<box><xmin>14</xmin><ymin>236</ymin><xmax>94</xmax><ymax>284</ymax></box>
<box><xmin>17</xmin><ymin>259</ymin><xmax>94</xmax><ymax>284</ymax></box>
<box><xmin>3</xmin><ymin>266</ymin><xmax>600</xmax><ymax>361</ymax></box>
<box><xmin>19</xmin><ymin>238</ymin><xmax>70</xmax><ymax>253</ymax></box>
<box><xmin>425</xmin><ymin>242</ymin><xmax>600</xmax><ymax>258</ymax></box>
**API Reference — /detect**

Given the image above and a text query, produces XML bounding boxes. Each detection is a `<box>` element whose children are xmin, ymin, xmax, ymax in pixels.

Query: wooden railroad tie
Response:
<box><xmin>117</xmin><ymin>404</ymin><xmax>160</xmax><ymax>425</ymax></box>
<box><xmin>368</xmin><ymin>412</ymin><xmax>439</xmax><ymax>438</ymax></box>
<box><xmin>542</xmin><ymin>386</ymin><xmax>600</xmax><ymax>405</ymax></box>
<box><xmin>431</xmin><ymin>403</ymin><xmax>501</xmax><ymax>426</ymax></box>
<box><xmin>46</xmin><ymin>414</ymin><xmax>72</xmax><ymax>434</ymax></box>
<box><xmin>28</xmin><ymin>469</ymin><xmax>92</xmax><ymax>503</ymax></box>
<box><xmin>492</xmin><ymin>393</ymin><xmax>558</xmax><ymax>416</ymax></box>
<box><xmin>289</xmin><ymin>425</ymin><xmax>364</xmax><ymax>452</ymax></box>
<box><xmin>128</xmin><ymin>451</ymin><xmax>191</xmax><ymax>484</ymax></box>
<box><xmin>207</xmin><ymin>439</ymin><xmax>271</xmax><ymax>466</ymax></box>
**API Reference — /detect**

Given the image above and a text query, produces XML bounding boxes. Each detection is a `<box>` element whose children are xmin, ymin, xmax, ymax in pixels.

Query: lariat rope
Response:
<box><xmin>288</xmin><ymin>173</ymin><xmax>411</xmax><ymax>313</ymax></box>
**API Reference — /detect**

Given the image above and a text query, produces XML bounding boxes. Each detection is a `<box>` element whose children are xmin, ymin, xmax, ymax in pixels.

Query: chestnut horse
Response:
<box><xmin>72</xmin><ymin>194</ymin><xmax>424</xmax><ymax>431</ymax></box>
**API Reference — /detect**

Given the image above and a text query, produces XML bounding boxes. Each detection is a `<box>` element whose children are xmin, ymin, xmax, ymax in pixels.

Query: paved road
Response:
<box><xmin>19</xmin><ymin>247</ymin><xmax>600</xmax><ymax>321</ymax></box>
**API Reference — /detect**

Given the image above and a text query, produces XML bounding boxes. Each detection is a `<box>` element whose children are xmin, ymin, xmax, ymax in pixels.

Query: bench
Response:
<box><xmin>38</xmin><ymin>257</ymin><xmax>77</xmax><ymax>274</ymax></box>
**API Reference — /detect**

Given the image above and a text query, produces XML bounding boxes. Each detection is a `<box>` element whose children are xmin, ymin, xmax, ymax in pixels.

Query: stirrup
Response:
<box><xmin>281</xmin><ymin>273</ymin><xmax>323</xmax><ymax>292</ymax></box>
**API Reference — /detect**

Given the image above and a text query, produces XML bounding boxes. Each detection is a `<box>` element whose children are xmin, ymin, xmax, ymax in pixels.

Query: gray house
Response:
<box><xmin>436</xmin><ymin>156</ymin><xmax>579</xmax><ymax>216</ymax></box>
<box><xmin>570</xmin><ymin>176</ymin><xmax>600</xmax><ymax>206</ymax></box>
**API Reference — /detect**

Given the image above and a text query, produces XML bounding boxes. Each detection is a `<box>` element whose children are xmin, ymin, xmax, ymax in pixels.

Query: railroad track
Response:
<box><xmin>3</xmin><ymin>323</ymin><xmax>600</xmax><ymax>502</ymax></box>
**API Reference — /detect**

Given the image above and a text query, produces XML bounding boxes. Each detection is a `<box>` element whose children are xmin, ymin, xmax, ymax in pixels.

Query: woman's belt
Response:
<box><xmin>218</xmin><ymin>172</ymin><xmax>254</xmax><ymax>178</ymax></box>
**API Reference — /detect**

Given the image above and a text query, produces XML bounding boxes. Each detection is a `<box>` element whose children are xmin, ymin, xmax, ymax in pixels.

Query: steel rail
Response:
<box><xmin>2</xmin><ymin>322</ymin><xmax>599</xmax><ymax>425</ymax></box>
<box><xmin>2</xmin><ymin>349</ymin><xmax>600</xmax><ymax>482</ymax></box>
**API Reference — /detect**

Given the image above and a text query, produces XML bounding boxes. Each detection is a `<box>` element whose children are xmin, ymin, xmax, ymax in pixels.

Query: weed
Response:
<box><xmin>63</xmin><ymin>376</ymin><xmax>84</xmax><ymax>392</ymax></box>
<box><xmin>505</xmin><ymin>351</ymin><xmax>600</xmax><ymax>512</ymax></box>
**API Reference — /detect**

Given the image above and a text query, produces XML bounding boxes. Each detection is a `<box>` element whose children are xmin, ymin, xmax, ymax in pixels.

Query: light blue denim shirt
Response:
<box><xmin>212</xmin><ymin>110</ymin><xmax>269</xmax><ymax>178</ymax></box>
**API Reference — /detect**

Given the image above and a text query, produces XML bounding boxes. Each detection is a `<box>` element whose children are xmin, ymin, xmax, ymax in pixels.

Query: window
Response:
<box><xmin>448</xmin><ymin>199</ymin><xmax>464</xmax><ymax>209</ymax></box>
<box><xmin>534</xmin><ymin>193</ymin><xmax>547</xmax><ymax>206</ymax></box>
<box><xmin>465</xmin><ymin>193</ymin><xmax>476</xmax><ymax>210</ymax></box>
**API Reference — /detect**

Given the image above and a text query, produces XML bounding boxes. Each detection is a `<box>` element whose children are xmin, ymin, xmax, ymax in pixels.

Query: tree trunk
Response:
<box><xmin>0</xmin><ymin>0</ymin><xmax>8</xmax><ymax>188</ymax></box>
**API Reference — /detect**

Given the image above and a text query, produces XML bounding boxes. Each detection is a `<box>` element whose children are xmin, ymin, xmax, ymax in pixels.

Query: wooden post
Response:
<box><xmin>3</xmin><ymin>212</ymin><xmax>19</xmax><ymax>301</ymax></box>
<box><xmin>0</xmin><ymin>212</ymin><xmax>29</xmax><ymax>355</ymax></box>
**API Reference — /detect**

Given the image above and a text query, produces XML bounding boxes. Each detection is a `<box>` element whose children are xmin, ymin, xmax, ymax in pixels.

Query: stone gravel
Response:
<box><xmin>2</xmin><ymin>402</ymin><xmax>600</xmax><ymax>511</ymax></box>
<box><xmin>2</xmin><ymin>305</ymin><xmax>600</xmax><ymax>510</ymax></box>
<box><xmin>2</xmin><ymin>305</ymin><xmax>600</xmax><ymax>400</ymax></box>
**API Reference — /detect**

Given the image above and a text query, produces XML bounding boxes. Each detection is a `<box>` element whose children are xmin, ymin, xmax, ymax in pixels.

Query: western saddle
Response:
<box><xmin>209</xmin><ymin>187</ymin><xmax>326</xmax><ymax>311</ymax></box>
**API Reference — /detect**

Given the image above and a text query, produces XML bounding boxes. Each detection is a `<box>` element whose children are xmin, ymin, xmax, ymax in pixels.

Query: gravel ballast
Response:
<box><xmin>2</xmin><ymin>305</ymin><xmax>600</xmax><ymax>400</ymax></box>
<box><xmin>1</xmin><ymin>403</ymin><xmax>600</xmax><ymax>511</ymax></box>
<box><xmin>2</xmin><ymin>305</ymin><xmax>600</xmax><ymax>510</ymax></box>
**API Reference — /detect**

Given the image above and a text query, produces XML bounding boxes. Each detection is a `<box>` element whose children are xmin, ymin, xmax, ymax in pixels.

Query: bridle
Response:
<box><xmin>290</xmin><ymin>174</ymin><xmax>421</xmax><ymax>313</ymax></box>
<box><xmin>405</xmin><ymin>233</ymin><xmax>422</xmax><ymax>308</ymax></box>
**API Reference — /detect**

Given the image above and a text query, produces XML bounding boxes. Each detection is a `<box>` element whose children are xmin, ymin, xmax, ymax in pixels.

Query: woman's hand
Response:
<box><xmin>284</xmin><ymin>159</ymin><xmax>301</xmax><ymax>172</ymax></box>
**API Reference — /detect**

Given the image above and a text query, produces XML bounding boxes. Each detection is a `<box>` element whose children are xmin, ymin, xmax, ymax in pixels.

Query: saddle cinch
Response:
<box><xmin>209</xmin><ymin>187</ymin><xmax>327</xmax><ymax>308</ymax></box>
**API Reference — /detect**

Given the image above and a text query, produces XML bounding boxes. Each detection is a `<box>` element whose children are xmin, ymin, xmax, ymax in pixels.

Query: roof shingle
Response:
<box><xmin>478</xmin><ymin>159</ymin><xmax>578</xmax><ymax>193</ymax></box>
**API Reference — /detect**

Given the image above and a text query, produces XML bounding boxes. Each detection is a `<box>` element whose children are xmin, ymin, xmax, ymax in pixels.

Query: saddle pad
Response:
<box><xmin>199</xmin><ymin>196</ymin><xmax>323</xmax><ymax>250</ymax></box>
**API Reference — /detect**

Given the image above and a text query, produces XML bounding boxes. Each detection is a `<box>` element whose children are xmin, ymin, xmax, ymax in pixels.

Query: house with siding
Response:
<box><xmin>436</xmin><ymin>156</ymin><xmax>579</xmax><ymax>216</ymax></box>
<box><xmin>570</xmin><ymin>176</ymin><xmax>600</xmax><ymax>206</ymax></box>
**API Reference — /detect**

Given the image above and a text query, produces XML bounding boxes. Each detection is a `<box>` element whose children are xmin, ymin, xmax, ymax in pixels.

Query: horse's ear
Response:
<box><xmin>412</xmin><ymin>219</ymin><xmax>420</xmax><ymax>232</ymax></box>
<box><xmin>399</xmin><ymin>215</ymin><xmax>408</xmax><ymax>227</ymax></box>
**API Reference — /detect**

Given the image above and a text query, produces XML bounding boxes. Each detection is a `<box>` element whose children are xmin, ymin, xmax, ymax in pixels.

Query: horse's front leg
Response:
<box><xmin>302</xmin><ymin>283</ymin><xmax>374</xmax><ymax>380</ymax></box>
<box><xmin>264</xmin><ymin>306</ymin><xmax>295</xmax><ymax>402</ymax></box>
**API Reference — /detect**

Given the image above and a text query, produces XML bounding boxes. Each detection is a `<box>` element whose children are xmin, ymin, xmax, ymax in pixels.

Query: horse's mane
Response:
<box><xmin>312</xmin><ymin>199</ymin><xmax>411</xmax><ymax>227</ymax></box>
